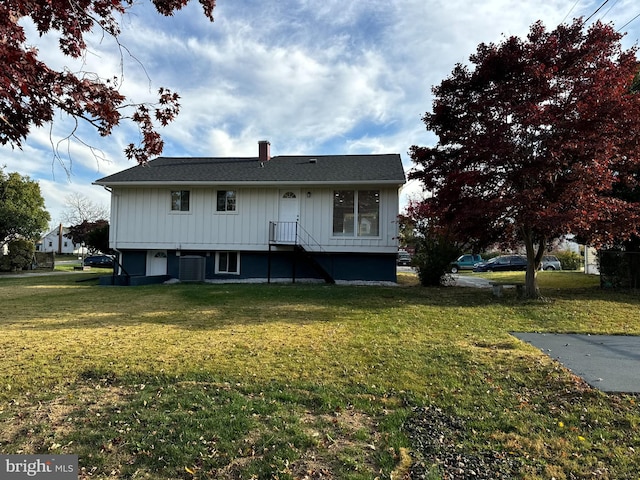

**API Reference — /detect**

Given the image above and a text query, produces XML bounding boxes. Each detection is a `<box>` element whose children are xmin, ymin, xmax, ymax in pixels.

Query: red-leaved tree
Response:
<box><xmin>409</xmin><ymin>19</ymin><xmax>640</xmax><ymax>298</ymax></box>
<box><xmin>1</xmin><ymin>0</ymin><xmax>216</xmax><ymax>164</ymax></box>
<box><xmin>66</xmin><ymin>219</ymin><xmax>109</xmax><ymax>254</ymax></box>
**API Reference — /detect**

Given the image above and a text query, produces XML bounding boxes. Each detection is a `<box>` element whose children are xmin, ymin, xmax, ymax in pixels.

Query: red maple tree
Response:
<box><xmin>409</xmin><ymin>19</ymin><xmax>640</xmax><ymax>298</ymax></box>
<box><xmin>0</xmin><ymin>0</ymin><xmax>216</xmax><ymax>164</ymax></box>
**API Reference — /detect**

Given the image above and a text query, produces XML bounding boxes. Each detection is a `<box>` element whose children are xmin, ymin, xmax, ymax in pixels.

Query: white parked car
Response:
<box><xmin>541</xmin><ymin>255</ymin><xmax>562</xmax><ymax>270</ymax></box>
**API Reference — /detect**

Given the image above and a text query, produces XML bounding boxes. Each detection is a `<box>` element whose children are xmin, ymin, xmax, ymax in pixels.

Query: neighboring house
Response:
<box><xmin>584</xmin><ymin>246</ymin><xmax>600</xmax><ymax>275</ymax></box>
<box><xmin>35</xmin><ymin>224</ymin><xmax>84</xmax><ymax>255</ymax></box>
<box><xmin>557</xmin><ymin>236</ymin><xmax>600</xmax><ymax>275</ymax></box>
<box><xmin>93</xmin><ymin>141</ymin><xmax>406</xmax><ymax>284</ymax></box>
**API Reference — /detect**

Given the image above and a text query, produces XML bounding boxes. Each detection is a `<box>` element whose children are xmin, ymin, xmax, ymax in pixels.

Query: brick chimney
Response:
<box><xmin>258</xmin><ymin>140</ymin><xmax>271</xmax><ymax>163</ymax></box>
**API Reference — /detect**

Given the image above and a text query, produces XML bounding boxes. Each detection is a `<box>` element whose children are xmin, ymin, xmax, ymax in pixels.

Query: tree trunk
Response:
<box><xmin>522</xmin><ymin>228</ymin><xmax>544</xmax><ymax>299</ymax></box>
<box><xmin>524</xmin><ymin>262</ymin><xmax>540</xmax><ymax>299</ymax></box>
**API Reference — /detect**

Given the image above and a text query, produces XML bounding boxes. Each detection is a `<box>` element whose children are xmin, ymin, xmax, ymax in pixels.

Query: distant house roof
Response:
<box><xmin>94</xmin><ymin>154</ymin><xmax>405</xmax><ymax>187</ymax></box>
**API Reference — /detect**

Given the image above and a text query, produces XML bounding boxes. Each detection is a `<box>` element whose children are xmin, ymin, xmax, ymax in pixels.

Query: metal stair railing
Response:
<box><xmin>269</xmin><ymin>221</ymin><xmax>324</xmax><ymax>252</ymax></box>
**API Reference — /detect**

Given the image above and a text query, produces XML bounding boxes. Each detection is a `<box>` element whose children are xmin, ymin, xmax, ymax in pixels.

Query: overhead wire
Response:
<box><xmin>617</xmin><ymin>12</ymin><xmax>640</xmax><ymax>32</ymax></box>
<box><xmin>583</xmin><ymin>0</ymin><xmax>640</xmax><ymax>34</ymax></box>
<box><xmin>600</xmin><ymin>0</ymin><xmax>620</xmax><ymax>20</ymax></box>
<box><xmin>562</xmin><ymin>0</ymin><xmax>582</xmax><ymax>24</ymax></box>
<box><xmin>579</xmin><ymin>0</ymin><xmax>640</xmax><ymax>34</ymax></box>
<box><xmin>583</xmin><ymin>0</ymin><xmax>611</xmax><ymax>24</ymax></box>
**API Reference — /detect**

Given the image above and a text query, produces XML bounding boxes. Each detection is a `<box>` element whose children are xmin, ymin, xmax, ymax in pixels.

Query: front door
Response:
<box><xmin>277</xmin><ymin>190</ymin><xmax>299</xmax><ymax>243</ymax></box>
<box><xmin>146</xmin><ymin>250</ymin><xmax>167</xmax><ymax>276</ymax></box>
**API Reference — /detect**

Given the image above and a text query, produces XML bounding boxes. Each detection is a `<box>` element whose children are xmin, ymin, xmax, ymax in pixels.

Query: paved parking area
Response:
<box><xmin>512</xmin><ymin>333</ymin><xmax>640</xmax><ymax>393</ymax></box>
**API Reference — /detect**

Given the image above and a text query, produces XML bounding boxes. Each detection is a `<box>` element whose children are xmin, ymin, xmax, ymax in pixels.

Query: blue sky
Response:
<box><xmin>4</xmin><ymin>0</ymin><xmax>640</xmax><ymax>227</ymax></box>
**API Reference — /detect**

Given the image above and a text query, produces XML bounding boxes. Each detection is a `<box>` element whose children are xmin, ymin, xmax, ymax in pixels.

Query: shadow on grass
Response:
<box><xmin>1</xmin><ymin>272</ymin><xmax>639</xmax><ymax>334</ymax></box>
<box><xmin>0</xmin><ymin>284</ymin><xmax>514</xmax><ymax>333</ymax></box>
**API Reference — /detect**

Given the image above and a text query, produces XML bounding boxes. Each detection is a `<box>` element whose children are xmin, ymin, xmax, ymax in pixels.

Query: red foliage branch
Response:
<box><xmin>0</xmin><ymin>0</ymin><xmax>216</xmax><ymax>164</ymax></box>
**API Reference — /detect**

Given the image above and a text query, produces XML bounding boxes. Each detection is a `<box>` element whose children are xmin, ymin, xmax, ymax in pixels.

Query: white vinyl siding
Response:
<box><xmin>109</xmin><ymin>186</ymin><xmax>399</xmax><ymax>253</ymax></box>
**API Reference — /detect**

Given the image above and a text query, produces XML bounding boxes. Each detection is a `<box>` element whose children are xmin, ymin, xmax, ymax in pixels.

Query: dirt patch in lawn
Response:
<box><xmin>290</xmin><ymin>409</ymin><xmax>380</xmax><ymax>479</ymax></box>
<box><xmin>0</xmin><ymin>384</ymin><xmax>130</xmax><ymax>454</ymax></box>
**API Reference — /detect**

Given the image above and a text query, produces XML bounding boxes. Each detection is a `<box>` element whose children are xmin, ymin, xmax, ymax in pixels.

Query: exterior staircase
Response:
<box><xmin>268</xmin><ymin>221</ymin><xmax>335</xmax><ymax>284</ymax></box>
<box><xmin>294</xmin><ymin>244</ymin><xmax>335</xmax><ymax>284</ymax></box>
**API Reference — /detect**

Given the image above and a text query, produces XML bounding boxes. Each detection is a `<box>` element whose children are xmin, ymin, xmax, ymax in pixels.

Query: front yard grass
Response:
<box><xmin>0</xmin><ymin>271</ymin><xmax>638</xmax><ymax>479</ymax></box>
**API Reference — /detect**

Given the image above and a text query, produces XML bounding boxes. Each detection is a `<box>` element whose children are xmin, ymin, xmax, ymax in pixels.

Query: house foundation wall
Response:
<box><xmin>116</xmin><ymin>249</ymin><xmax>397</xmax><ymax>283</ymax></box>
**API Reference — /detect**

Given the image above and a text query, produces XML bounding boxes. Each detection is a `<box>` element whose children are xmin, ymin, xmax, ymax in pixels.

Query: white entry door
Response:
<box><xmin>146</xmin><ymin>250</ymin><xmax>167</xmax><ymax>276</ymax></box>
<box><xmin>277</xmin><ymin>190</ymin><xmax>299</xmax><ymax>243</ymax></box>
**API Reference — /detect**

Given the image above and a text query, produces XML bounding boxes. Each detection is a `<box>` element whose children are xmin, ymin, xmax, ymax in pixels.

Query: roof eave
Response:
<box><xmin>94</xmin><ymin>179</ymin><xmax>406</xmax><ymax>187</ymax></box>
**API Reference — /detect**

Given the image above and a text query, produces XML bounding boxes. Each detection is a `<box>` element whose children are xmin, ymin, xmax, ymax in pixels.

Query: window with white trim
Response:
<box><xmin>216</xmin><ymin>251</ymin><xmax>239</xmax><ymax>274</ymax></box>
<box><xmin>216</xmin><ymin>190</ymin><xmax>236</xmax><ymax>212</ymax></box>
<box><xmin>332</xmin><ymin>190</ymin><xmax>380</xmax><ymax>237</ymax></box>
<box><xmin>171</xmin><ymin>190</ymin><xmax>190</xmax><ymax>211</ymax></box>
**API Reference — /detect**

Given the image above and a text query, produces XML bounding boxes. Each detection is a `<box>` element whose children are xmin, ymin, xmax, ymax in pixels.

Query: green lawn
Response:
<box><xmin>0</xmin><ymin>271</ymin><xmax>638</xmax><ymax>479</ymax></box>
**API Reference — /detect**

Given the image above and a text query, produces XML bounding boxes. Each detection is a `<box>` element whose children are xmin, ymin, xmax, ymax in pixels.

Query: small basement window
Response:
<box><xmin>216</xmin><ymin>251</ymin><xmax>240</xmax><ymax>274</ymax></box>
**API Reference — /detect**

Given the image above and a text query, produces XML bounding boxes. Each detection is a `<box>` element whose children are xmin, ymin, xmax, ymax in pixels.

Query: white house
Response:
<box><xmin>584</xmin><ymin>246</ymin><xmax>600</xmax><ymax>275</ymax></box>
<box><xmin>93</xmin><ymin>141</ymin><xmax>406</xmax><ymax>285</ymax></box>
<box><xmin>35</xmin><ymin>224</ymin><xmax>84</xmax><ymax>255</ymax></box>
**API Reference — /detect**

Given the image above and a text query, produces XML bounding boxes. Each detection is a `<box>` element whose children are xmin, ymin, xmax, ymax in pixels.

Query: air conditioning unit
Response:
<box><xmin>179</xmin><ymin>255</ymin><xmax>205</xmax><ymax>282</ymax></box>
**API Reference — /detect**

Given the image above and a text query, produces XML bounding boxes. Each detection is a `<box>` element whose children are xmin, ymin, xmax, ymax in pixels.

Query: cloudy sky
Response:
<box><xmin>4</xmin><ymin>0</ymin><xmax>640</xmax><ymax>228</ymax></box>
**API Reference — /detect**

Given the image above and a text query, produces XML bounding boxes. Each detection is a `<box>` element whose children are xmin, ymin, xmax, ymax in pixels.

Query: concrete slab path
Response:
<box><xmin>512</xmin><ymin>332</ymin><xmax>640</xmax><ymax>393</ymax></box>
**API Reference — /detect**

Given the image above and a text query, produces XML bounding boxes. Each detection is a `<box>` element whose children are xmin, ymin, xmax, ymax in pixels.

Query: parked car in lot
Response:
<box><xmin>397</xmin><ymin>251</ymin><xmax>412</xmax><ymax>266</ymax></box>
<box><xmin>540</xmin><ymin>255</ymin><xmax>562</xmax><ymax>270</ymax></box>
<box><xmin>83</xmin><ymin>255</ymin><xmax>115</xmax><ymax>268</ymax></box>
<box><xmin>473</xmin><ymin>255</ymin><xmax>527</xmax><ymax>272</ymax></box>
<box><xmin>449</xmin><ymin>254</ymin><xmax>483</xmax><ymax>273</ymax></box>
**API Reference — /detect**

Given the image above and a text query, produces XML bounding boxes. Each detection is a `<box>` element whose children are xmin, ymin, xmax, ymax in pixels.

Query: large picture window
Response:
<box><xmin>333</xmin><ymin>190</ymin><xmax>354</xmax><ymax>236</ymax></box>
<box><xmin>216</xmin><ymin>251</ymin><xmax>239</xmax><ymax>274</ymax></box>
<box><xmin>333</xmin><ymin>190</ymin><xmax>379</xmax><ymax>237</ymax></box>
<box><xmin>171</xmin><ymin>190</ymin><xmax>190</xmax><ymax>211</ymax></box>
<box><xmin>216</xmin><ymin>190</ymin><xmax>236</xmax><ymax>212</ymax></box>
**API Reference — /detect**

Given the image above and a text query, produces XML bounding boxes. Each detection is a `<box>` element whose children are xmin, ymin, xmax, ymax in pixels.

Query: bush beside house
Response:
<box><xmin>555</xmin><ymin>250</ymin><xmax>581</xmax><ymax>270</ymax></box>
<box><xmin>0</xmin><ymin>239</ymin><xmax>35</xmax><ymax>272</ymax></box>
<box><xmin>599</xmin><ymin>250</ymin><xmax>640</xmax><ymax>289</ymax></box>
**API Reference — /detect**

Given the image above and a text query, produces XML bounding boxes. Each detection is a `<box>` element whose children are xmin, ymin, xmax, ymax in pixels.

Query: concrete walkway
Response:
<box><xmin>0</xmin><ymin>270</ymin><xmax>87</xmax><ymax>279</ymax></box>
<box><xmin>512</xmin><ymin>332</ymin><xmax>640</xmax><ymax>393</ymax></box>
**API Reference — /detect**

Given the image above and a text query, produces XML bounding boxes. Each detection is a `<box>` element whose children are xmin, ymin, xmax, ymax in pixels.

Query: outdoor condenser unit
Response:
<box><xmin>179</xmin><ymin>255</ymin><xmax>205</xmax><ymax>282</ymax></box>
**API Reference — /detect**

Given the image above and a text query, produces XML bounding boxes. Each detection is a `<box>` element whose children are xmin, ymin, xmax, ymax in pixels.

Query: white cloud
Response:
<box><xmin>38</xmin><ymin>178</ymin><xmax>111</xmax><ymax>227</ymax></box>
<box><xmin>6</xmin><ymin>0</ymin><xmax>640</xmax><ymax>223</ymax></box>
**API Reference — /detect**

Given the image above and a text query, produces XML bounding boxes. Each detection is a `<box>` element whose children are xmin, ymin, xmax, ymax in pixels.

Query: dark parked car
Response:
<box><xmin>83</xmin><ymin>255</ymin><xmax>114</xmax><ymax>268</ymax></box>
<box><xmin>397</xmin><ymin>251</ymin><xmax>412</xmax><ymax>266</ymax></box>
<box><xmin>449</xmin><ymin>254</ymin><xmax>483</xmax><ymax>273</ymax></box>
<box><xmin>473</xmin><ymin>255</ymin><xmax>527</xmax><ymax>272</ymax></box>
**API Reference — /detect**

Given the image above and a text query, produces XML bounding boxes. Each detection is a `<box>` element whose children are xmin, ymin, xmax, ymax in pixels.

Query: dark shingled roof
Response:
<box><xmin>94</xmin><ymin>154</ymin><xmax>405</xmax><ymax>186</ymax></box>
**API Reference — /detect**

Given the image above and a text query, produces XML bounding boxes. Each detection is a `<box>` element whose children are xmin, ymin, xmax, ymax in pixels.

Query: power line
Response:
<box><xmin>562</xmin><ymin>0</ymin><xmax>581</xmax><ymax>24</ymax></box>
<box><xmin>572</xmin><ymin>0</ymin><xmax>638</xmax><ymax>35</ymax></box>
<box><xmin>617</xmin><ymin>11</ymin><xmax>640</xmax><ymax>32</ymax></box>
<box><xmin>584</xmin><ymin>0</ymin><xmax>611</xmax><ymax>23</ymax></box>
<box><xmin>600</xmin><ymin>0</ymin><xmax>620</xmax><ymax>20</ymax></box>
